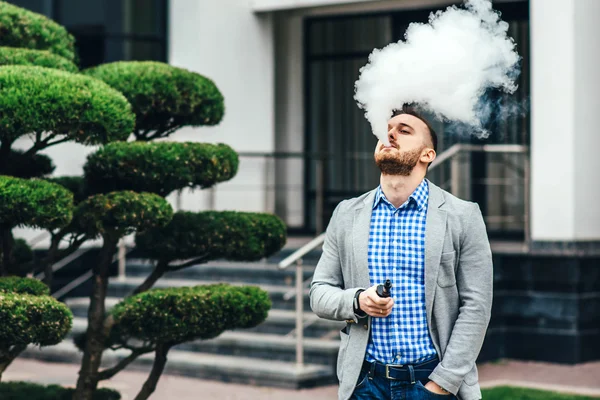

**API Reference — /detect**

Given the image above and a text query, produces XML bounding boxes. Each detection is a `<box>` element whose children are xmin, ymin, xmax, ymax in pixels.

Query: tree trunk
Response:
<box><xmin>0</xmin><ymin>344</ymin><xmax>27</xmax><ymax>381</ymax></box>
<box><xmin>0</xmin><ymin>225</ymin><xmax>14</xmax><ymax>277</ymax></box>
<box><xmin>73</xmin><ymin>236</ymin><xmax>118</xmax><ymax>400</ymax></box>
<box><xmin>133</xmin><ymin>343</ymin><xmax>171</xmax><ymax>400</ymax></box>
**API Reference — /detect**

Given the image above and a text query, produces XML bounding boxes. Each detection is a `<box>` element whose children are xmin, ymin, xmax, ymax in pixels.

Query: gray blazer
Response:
<box><xmin>309</xmin><ymin>180</ymin><xmax>493</xmax><ymax>400</ymax></box>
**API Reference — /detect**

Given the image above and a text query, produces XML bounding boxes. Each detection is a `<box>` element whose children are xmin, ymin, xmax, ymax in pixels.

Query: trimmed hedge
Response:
<box><xmin>0</xmin><ymin>66</ymin><xmax>135</xmax><ymax>145</ymax></box>
<box><xmin>136</xmin><ymin>211</ymin><xmax>287</xmax><ymax>263</ymax></box>
<box><xmin>0</xmin><ymin>291</ymin><xmax>73</xmax><ymax>346</ymax></box>
<box><xmin>83</xmin><ymin>61</ymin><xmax>224</xmax><ymax>138</ymax></box>
<box><xmin>0</xmin><ymin>175</ymin><xmax>73</xmax><ymax>230</ymax></box>
<box><xmin>84</xmin><ymin>142</ymin><xmax>238</xmax><ymax>196</ymax></box>
<box><xmin>72</xmin><ymin>191</ymin><xmax>173</xmax><ymax>238</ymax></box>
<box><xmin>45</xmin><ymin>176</ymin><xmax>87</xmax><ymax>203</ymax></box>
<box><xmin>0</xmin><ymin>2</ymin><xmax>76</xmax><ymax>61</ymax></box>
<box><xmin>0</xmin><ymin>46</ymin><xmax>78</xmax><ymax>72</ymax></box>
<box><xmin>0</xmin><ymin>382</ymin><xmax>120</xmax><ymax>400</ymax></box>
<box><xmin>112</xmin><ymin>284</ymin><xmax>270</xmax><ymax>344</ymax></box>
<box><xmin>2</xmin><ymin>150</ymin><xmax>54</xmax><ymax>179</ymax></box>
<box><xmin>0</xmin><ymin>276</ymin><xmax>49</xmax><ymax>296</ymax></box>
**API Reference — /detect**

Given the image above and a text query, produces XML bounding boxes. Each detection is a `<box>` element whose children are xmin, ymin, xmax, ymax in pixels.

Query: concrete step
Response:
<box><xmin>67</xmin><ymin>316</ymin><xmax>340</xmax><ymax>366</ymax></box>
<box><xmin>21</xmin><ymin>341</ymin><xmax>336</xmax><ymax>389</ymax></box>
<box><xmin>104</xmin><ymin>277</ymin><xmax>311</xmax><ymax>310</ymax></box>
<box><xmin>124</xmin><ymin>259</ymin><xmax>317</xmax><ymax>287</ymax></box>
<box><xmin>65</xmin><ymin>298</ymin><xmax>343</xmax><ymax>339</ymax></box>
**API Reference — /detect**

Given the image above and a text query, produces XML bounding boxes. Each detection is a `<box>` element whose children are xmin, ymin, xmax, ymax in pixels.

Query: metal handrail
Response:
<box><xmin>279</xmin><ymin>143</ymin><xmax>529</xmax><ymax>370</ymax></box>
<box><xmin>278</xmin><ymin>233</ymin><xmax>325</xmax><ymax>270</ymax></box>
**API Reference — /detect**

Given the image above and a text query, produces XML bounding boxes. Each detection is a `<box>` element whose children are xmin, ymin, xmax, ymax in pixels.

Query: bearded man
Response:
<box><xmin>309</xmin><ymin>105</ymin><xmax>493</xmax><ymax>400</ymax></box>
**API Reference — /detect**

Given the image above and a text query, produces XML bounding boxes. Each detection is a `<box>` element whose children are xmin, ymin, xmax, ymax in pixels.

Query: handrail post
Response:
<box><xmin>295</xmin><ymin>258</ymin><xmax>304</xmax><ymax>368</ymax></box>
<box><xmin>118</xmin><ymin>239</ymin><xmax>126</xmax><ymax>282</ymax></box>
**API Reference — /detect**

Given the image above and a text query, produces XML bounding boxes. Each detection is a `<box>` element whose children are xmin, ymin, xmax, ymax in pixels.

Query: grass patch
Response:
<box><xmin>482</xmin><ymin>386</ymin><xmax>600</xmax><ymax>400</ymax></box>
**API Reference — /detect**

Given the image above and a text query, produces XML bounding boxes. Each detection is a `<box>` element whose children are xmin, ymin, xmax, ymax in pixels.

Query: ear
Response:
<box><xmin>421</xmin><ymin>148</ymin><xmax>436</xmax><ymax>164</ymax></box>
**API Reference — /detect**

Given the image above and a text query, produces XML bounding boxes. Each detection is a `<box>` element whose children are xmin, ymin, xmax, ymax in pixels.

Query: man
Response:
<box><xmin>309</xmin><ymin>105</ymin><xmax>493</xmax><ymax>400</ymax></box>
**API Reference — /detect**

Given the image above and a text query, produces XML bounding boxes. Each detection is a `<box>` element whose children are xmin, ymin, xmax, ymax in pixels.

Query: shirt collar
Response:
<box><xmin>372</xmin><ymin>179</ymin><xmax>429</xmax><ymax>211</ymax></box>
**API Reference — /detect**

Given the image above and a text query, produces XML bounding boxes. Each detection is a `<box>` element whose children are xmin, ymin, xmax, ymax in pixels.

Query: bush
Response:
<box><xmin>112</xmin><ymin>284</ymin><xmax>271</xmax><ymax>344</ymax></box>
<box><xmin>45</xmin><ymin>176</ymin><xmax>87</xmax><ymax>203</ymax></box>
<box><xmin>0</xmin><ymin>175</ymin><xmax>73</xmax><ymax>230</ymax></box>
<box><xmin>0</xmin><ymin>276</ymin><xmax>49</xmax><ymax>296</ymax></box>
<box><xmin>0</xmin><ymin>2</ymin><xmax>76</xmax><ymax>61</ymax></box>
<box><xmin>0</xmin><ymin>292</ymin><xmax>73</xmax><ymax>346</ymax></box>
<box><xmin>84</xmin><ymin>61</ymin><xmax>224</xmax><ymax>138</ymax></box>
<box><xmin>0</xmin><ymin>66</ymin><xmax>135</xmax><ymax>145</ymax></box>
<box><xmin>84</xmin><ymin>142</ymin><xmax>239</xmax><ymax>196</ymax></box>
<box><xmin>71</xmin><ymin>191</ymin><xmax>173</xmax><ymax>238</ymax></box>
<box><xmin>0</xmin><ymin>381</ymin><xmax>120</xmax><ymax>400</ymax></box>
<box><xmin>2</xmin><ymin>150</ymin><xmax>54</xmax><ymax>179</ymax></box>
<box><xmin>136</xmin><ymin>211</ymin><xmax>287</xmax><ymax>263</ymax></box>
<box><xmin>0</xmin><ymin>47</ymin><xmax>78</xmax><ymax>72</ymax></box>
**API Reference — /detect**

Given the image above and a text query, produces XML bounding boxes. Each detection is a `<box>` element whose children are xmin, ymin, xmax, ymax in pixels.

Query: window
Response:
<box><xmin>7</xmin><ymin>0</ymin><xmax>168</xmax><ymax>68</ymax></box>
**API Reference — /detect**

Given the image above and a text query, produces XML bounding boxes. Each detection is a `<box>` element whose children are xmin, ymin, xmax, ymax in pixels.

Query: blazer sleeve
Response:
<box><xmin>429</xmin><ymin>203</ymin><xmax>493</xmax><ymax>394</ymax></box>
<box><xmin>309</xmin><ymin>202</ymin><xmax>362</xmax><ymax>322</ymax></box>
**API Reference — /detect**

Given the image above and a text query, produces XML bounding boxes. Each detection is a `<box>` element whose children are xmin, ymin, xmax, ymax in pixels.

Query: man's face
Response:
<box><xmin>374</xmin><ymin>113</ymin><xmax>433</xmax><ymax>176</ymax></box>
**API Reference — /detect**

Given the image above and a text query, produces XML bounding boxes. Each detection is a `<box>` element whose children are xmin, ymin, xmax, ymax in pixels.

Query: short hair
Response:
<box><xmin>391</xmin><ymin>104</ymin><xmax>438</xmax><ymax>153</ymax></box>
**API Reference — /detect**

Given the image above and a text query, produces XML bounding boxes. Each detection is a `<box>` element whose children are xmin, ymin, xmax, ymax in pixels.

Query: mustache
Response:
<box><xmin>380</xmin><ymin>141</ymin><xmax>399</xmax><ymax>150</ymax></box>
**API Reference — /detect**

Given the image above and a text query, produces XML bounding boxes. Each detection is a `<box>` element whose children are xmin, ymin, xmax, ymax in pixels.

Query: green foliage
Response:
<box><xmin>45</xmin><ymin>176</ymin><xmax>87</xmax><ymax>203</ymax></box>
<box><xmin>482</xmin><ymin>386</ymin><xmax>600</xmax><ymax>400</ymax></box>
<box><xmin>84</xmin><ymin>142</ymin><xmax>238</xmax><ymax>196</ymax></box>
<box><xmin>0</xmin><ymin>276</ymin><xmax>48</xmax><ymax>296</ymax></box>
<box><xmin>0</xmin><ymin>2</ymin><xmax>76</xmax><ymax>61</ymax></box>
<box><xmin>0</xmin><ymin>66</ymin><xmax>135</xmax><ymax>145</ymax></box>
<box><xmin>0</xmin><ymin>382</ymin><xmax>120</xmax><ymax>400</ymax></box>
<box><xmin>6</xmin><ymin>239</ymin><xmax>34</xmax><ymax>276</ymax></box>
<box><xmin>72</xmin><ymin>191</ymin><xmax>173</xmax><ymax>238</ymax></box>
<box><xmin>136</xmin><ymin>211</ymin><xmax>287</xmax><ymax>263</ymax></box>
<box><xmin>0</xmin><ymin>46</ymin><xmax>77</xmax><ymax>72</ymax></box>
<box><xmin>0</xmin><ymin>175</ymin><xmax>73</xmax><ymax>230</ymax></box>
<box><xmin>0</xmin><ymin>291</ymin><xmax>72</xmax><ymax>346</ymax></box>
<box><xmin>112</xmin><ymin>284</ymin><xmax>270</xmax><ymax>344</ymax></box>
<box><xmin>83</xmin><ymin>61</ymin><xmax>224</xmax><ymax>139</ymax></box>
<box><xmin>2</xmin><ymin>150</ymin><xmax>54</xmax><ymax>178</ymax></box>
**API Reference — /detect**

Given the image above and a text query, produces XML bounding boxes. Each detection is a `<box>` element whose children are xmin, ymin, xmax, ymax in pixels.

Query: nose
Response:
<box><xmin>388</xmin><ymin>128</ymin><xmax>396</xmax><ymax>142</ymax></box>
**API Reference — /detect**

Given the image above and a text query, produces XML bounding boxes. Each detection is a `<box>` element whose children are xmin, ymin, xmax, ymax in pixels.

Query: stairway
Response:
<box><xmin>21</xmin><ymin>247</ymin><xmax>343</xmax><ymax>389</ymax></box>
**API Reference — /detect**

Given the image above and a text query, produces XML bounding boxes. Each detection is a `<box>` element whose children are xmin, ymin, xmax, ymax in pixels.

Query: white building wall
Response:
<box><xmin>530</xmin><ymin>0</ymin><xmax>600</xmax><ymax>241</ymax></box>
<box><xmin>168</xmin><ymin>0</ymin><xmax>275</xmax><ymax>214</ymax></box>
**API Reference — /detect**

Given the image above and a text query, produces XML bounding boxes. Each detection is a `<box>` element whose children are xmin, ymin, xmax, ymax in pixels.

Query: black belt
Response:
<box><xmin>363</xmin><ymin>357</ymin><xmax>439</xmax><ymax>382</ymax></box>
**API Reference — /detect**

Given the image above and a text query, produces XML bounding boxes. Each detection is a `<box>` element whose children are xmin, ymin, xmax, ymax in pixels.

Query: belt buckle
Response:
<box><xmin>385</xmin><ymin>364</ymin><xmax>402</xmax><ymax>380</ymax></box>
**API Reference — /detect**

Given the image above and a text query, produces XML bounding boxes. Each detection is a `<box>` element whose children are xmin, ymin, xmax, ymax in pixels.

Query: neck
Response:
<box><xmin>379</xmin><ymin>172</ymin><xmax>425</xmax><ymax>208</ymax></box>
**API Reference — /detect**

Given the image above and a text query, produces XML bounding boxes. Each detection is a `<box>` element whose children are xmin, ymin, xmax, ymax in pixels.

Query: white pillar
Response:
<box><xmin>530</xmin><ymin>0</ymin><xmax>600</xmax><ymax>242</ymax></box>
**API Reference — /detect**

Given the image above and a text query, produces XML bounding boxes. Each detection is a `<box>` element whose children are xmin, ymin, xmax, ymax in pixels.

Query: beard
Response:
<box><xmin>375</xmin><ymin>146</ymin><xmax>423</xmax><ymax>176</ymax></box>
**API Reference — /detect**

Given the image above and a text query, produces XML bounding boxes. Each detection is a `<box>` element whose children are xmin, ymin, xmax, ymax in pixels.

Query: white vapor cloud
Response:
<box><xmin>354</xmin><ymin>0</ymin><xmax>521</xmax><ymax>146</ymax></box>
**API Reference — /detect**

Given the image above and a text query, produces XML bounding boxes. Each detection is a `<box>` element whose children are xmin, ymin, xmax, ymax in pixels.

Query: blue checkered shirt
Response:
<box><xmin>365</xmin><ymin>179</ymin><xmax>438</xmax><ymax>365</ymax></box>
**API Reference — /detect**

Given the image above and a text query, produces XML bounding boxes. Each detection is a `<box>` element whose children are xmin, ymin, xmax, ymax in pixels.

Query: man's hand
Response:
<box><xmin>358</xmin><ymin>285</ymin><xmax>394</xmax><ymax>317</ymax></box>
<box><xmin>424</xmin><ymin>381</ymin><xmax>451</xmax><ymax>395</ymax></box>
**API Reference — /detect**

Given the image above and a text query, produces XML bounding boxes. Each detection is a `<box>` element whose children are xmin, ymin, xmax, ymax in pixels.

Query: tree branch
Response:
<box><xmin>0</xmin><ymin>344</ymin><xmax>27</xmax><ymax>380</ymax></box>
<box><xmin>130</xmin><ymin>260</ymin><xmax>168</xmax><ymax>296</ymax></box>
<box><xmin>97</xmin><ymin>346</ymin><xmax>155</xmax><ymax>381</ymax></box>
<box><xmin>167</xmin><ymin>255</ymin><xmax>210</xmax><ymax>272</ymax></box>
<box><xmin>134</xmin><ymin>343</ymin><xmax>171</xmax><ymax>400</ymax></box>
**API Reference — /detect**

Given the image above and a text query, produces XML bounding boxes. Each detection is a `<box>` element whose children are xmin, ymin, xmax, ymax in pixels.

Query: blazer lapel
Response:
<box><xmin>353</xmin><ymin>190</ymin><xmax>376</xmax><ymax>289</ymax></box>
<box><xmin>425</xmin><ymin>181</ymin><xmax>447</xmax><ymax>326</ymax></box>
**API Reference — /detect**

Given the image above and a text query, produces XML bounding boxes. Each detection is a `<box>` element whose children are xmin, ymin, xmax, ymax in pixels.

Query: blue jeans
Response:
<box><xmin>350</xmin><ymin>363</ymin><xmax>457</xmax><ymax>400</ymax></box>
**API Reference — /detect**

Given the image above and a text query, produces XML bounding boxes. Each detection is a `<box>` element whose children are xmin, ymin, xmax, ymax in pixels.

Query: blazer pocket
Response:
<box><xmin>437</xmin><ymin>251</ymin><xmax>457</xmax><ymax>288</ymax></box>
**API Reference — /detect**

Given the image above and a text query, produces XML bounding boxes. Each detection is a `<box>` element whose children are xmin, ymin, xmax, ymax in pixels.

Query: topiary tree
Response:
<box><xmin>0</xmin><ymin>276</ymin><xmax>73</xmax><ymax>379</ymax></box>
<box><xmin>0</xmin><ymin>1</ymin><xmax>135</xmax><ymax>386</ymax></box>
<box><xmin>0</xmin><ymin>4</ymin><xmax>287</xmax><ymax>399</ymax></box>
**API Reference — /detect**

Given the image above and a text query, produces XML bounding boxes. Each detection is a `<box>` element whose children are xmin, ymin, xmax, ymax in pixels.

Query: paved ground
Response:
<box><xmin>4</xmin><ymin>358</ymin><xmax>600</xmax><ymax>399</ymax></box>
